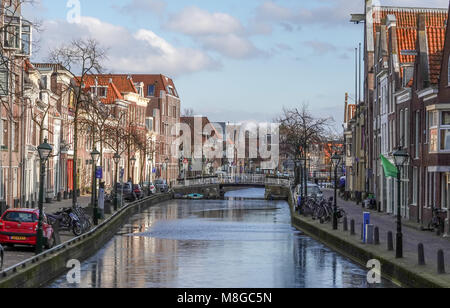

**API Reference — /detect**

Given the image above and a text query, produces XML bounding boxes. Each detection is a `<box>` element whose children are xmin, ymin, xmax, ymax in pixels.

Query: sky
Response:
<box><xmin>23</xmin><ymin>0</ymin><xmax>450</xmax><ymax>129</ymax></box>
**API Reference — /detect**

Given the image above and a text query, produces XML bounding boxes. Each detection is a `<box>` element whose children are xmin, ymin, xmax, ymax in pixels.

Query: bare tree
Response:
<box><xmin>182</xmin><ymin>108</ymin><xmax>195</xmax><ymax>117</ymax></box>
<box><xmin>276</xmin><ymin>104</ymin><xmax>333</xmax><ymax>160</ymax></box>
<box><xmin>48</xmin><ymin>39</ymin><xmax>107</xmax><ymax>207</ymax></box>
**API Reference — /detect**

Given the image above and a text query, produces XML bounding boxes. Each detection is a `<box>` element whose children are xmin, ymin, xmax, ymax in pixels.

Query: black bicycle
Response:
<box><xmin>422</xmin><ymin>208</ymin><xmax>445</xmax><ymax>235</ymax></box>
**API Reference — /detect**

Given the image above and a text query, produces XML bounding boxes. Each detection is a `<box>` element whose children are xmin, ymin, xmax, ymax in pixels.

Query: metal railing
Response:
<box><xmin>174</xmin><ymin>174</ymin><xmax>293</xmax><ymax>188</ymax></box>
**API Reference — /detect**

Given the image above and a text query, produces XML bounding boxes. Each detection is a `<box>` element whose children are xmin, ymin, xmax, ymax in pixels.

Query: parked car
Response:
<box><xmin>295</xmin><ymin>183</ymin><xmax>324</xmax><ymax>199</ymax></box>
<box><xmin>115</xmin><ymin>182</ymin><xmax>134</xmax><ymax>201</ymax></box>
<box><xmin>142</xmin><ymin>182</ymin><xmax>157</xmax><ymax>196</ymax></box>
<box><xmin>0</xmin><ymin>209</ymin><xmax>55</xmax><ymax>249</ymax></box>
<box><xmin>132</xmin><ymin>184</ymin><xmax>145</xmax><ymax>200</ymax></box>
<box><xmin>155</xmin><ymin>179</ymin><xmax>169</xmax><ymax>193</ymax></box>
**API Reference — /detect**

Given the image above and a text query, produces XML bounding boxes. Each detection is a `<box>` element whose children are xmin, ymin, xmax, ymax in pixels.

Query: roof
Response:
<box><xmin>131</xmin><ymin>74</ymin><xmax>179</xmax><ymax>98</ymax></box>
<box><xmin>373</xmin><ymin>6</ymin><xmax>448</xmax><ymax>85</ymax></box>
<box><xmin>76</xmin><ymin>75</ymin><xmax>138</xmax><ymax>105</ymax></box>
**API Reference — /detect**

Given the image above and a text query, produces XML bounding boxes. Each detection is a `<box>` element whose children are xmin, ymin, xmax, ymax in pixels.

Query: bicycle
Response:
<box><xmin>422</xmin><ymin>208</ymin><xmax>445</xmax><ymax>235</ymax></box>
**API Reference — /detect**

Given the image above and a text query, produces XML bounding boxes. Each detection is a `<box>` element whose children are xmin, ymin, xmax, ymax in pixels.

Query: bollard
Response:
<box><xmin>387</xmin><ymin>231</ymin><xmax>394</xmax><ymax>251</ymax></box>
<box><xmin>343</xmin><ymin>217</ymin><xmax>348</xmax><ymax>232</ymax></box>
<box><xmin>367</xmin><ymin>225</ymin><xmax>374</xmax><ymax>244</ymax></box>
<box><xmin>374</xmin><ymin>227</ymin><xmax>380</xmax><ymax>245</ymax></box>
<box><xmin>418</xmin><ymin>243</ymin><xmax>425</xmax><ymax>266</ymax></box>
<box><xmin>350</xmin><ymin>219</ymin><xmax>355</xmax><ymax>235</ymax></box>
<box><xmin>437</xmin><ymin>250</ymin><xmax>446</xmax><ymax>274</ymax></box>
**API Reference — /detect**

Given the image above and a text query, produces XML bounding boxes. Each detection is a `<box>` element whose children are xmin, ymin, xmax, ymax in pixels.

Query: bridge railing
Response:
<box><xmin>174</xmin><ymin>174</ymin><xmax>293</xmax><ymax>188</ymax></box>
<box><xmin>264</xmin><ymin>176</ymin><xmax>293</xmax><ymax>187</ymax></box>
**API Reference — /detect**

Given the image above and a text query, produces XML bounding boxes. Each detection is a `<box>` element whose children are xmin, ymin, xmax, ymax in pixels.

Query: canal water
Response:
<box><xmin>48</xmin><ymin>188</ymin><xmax>395</xmax><ymax>288</ymax></box>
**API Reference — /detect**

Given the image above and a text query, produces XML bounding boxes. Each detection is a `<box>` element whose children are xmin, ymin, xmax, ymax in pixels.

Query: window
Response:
<box><xmin>413</xmin><ymin>167</ymin><xmax>418</xmax><ymax>205</ymax></box>
<box><xmin>429</xmin><ymin>111</ymin><xmax>438</xmax><ymax>152</ymax></box>
<box><xmin>4</xmin><ymin>24</ymin><xmax>19</xmax><ymax>49</ymax></box>
<box><xmin>415</xmin><ymin>111</ymin><xmax>420</xmax><ymax>158</ymax></box>
<box><xmin>1</xmin><ymin>119</ymin><xmax>8</xmax><ymax>149</ymax></box>
<box><xmin>98</xmin><ymin>86</ymin><xmax>107</xmax><ymax>98</ymax></box>
<box><xmin>400</xmin><ymin>109</ymin><xmax>404</xmax><ymax>147</ymax></box>
<box><xmin>441</xmin><ymin>173</ymin><xmax>448</xmax><ymax>210</ymax></box>
<box><xmin>20</xmin><ymin>22</ymin><xmax>31</xmax><ymax>56</ymax></box>
<box><xmin>147</xmin><ymin>84</ymin><xmax>155</xmax><ymax>96</ymax></box>
<box><xmin>405</xmin><ymin>108</ymin><xmax>409</xmax><ymax>148</ymax></box>
<box><xmin>146</xmin><ymin>118</ymin><xmax>153</xmax><ymax>131</ymax></box>
<box><xmin>0</xmin><ymin>59</ymin><xmax>8</xmax><ymax>96</ymax></box>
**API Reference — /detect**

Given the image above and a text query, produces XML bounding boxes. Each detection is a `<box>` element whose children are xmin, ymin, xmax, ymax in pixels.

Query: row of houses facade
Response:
<box><xmin>0</xmin><ymin>0</ymin><xmax>183</xmax><ymax>209</ymax></box>
<box><xmin>346</xmin><ymin>1</ymin><xmax>450</xmax><ymax>227</ymax></box>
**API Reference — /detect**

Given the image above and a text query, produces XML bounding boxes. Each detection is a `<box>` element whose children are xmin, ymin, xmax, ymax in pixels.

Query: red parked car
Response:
<box><xmin>0</xmin><ymin>209</ymin><xmax>55</xmax><ymax>249</ymax></box>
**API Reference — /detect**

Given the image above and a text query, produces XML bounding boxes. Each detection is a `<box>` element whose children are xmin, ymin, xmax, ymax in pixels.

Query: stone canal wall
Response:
<box><xmin>286</xmin><ymin>190</ymin><xmax>450</xmax><ymax>288</ymax></box>
<box><xmin>0</xmin><ymin>193</ymin><xmax>172</xmax><ymax>288</ymax></box>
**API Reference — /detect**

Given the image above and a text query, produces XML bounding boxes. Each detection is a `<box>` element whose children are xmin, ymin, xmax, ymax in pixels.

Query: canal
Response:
<box><xmin>48</xmin><ymin>188</ymin><xmax>395</xmax><ymax>288</ymax></box>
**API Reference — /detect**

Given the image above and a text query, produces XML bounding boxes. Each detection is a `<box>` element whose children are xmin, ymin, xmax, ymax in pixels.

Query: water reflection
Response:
<box><xmin>49</xmin><ymin>188</ymin><xmax>395</xmax><ymax>288</ymax></box>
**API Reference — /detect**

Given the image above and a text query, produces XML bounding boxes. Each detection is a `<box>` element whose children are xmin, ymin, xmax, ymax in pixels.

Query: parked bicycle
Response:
<box><xmin>48</xmin><ymin>206</ymin><xmax>92</xmax><ymax>236</ymax></box>
<box><xmin>421</xmin><ymin>208</ymin><xmax>445</xmax><ymax>235</ymax></box>
<box><xmin>302</xmin><ymin>195</ymin><xmax>346</xmax><ymax>225</ymax></box>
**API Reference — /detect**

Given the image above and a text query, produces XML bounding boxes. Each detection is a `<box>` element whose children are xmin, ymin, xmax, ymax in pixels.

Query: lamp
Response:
<box><xmin>38</xmin><ymin>138</ymin><xmax>53</xmax><ymax>162</ymax></box>
<box><xmin>392</xmin><ymin>146</ymin><xmax>409</xmax><ymax>259</ymax></box>
<box><xmin>35</xmin><ymin>138</ymin><xmax>53</xmax><ymax>255</ymax></box>
<box><xmin>113</xmin><ymin>153</ymin><xmax>121</xmax><ymax>165</ymax></box>
<box><xmin>331</xmin><ymin>152</ymin><xmax>342</xmax><ymax>167</ymax></box>
<box><xmin>90</xmin><ymin>148</ymin><xmax>100</xmax><ymax>164</ymax></box>
<box><xmin>393</xmin><ymin>148</ymin><xmax>409</xmax><ymax>167</ymax></box>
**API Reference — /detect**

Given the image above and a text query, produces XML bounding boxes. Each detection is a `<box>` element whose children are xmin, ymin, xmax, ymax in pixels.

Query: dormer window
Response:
<box><xmin>147</xmin><ymin>84</ymin><xmax>155</xmax><ymax>96</ymax></box>
<box><xmin>91</xmin><ymin>86</ymin><xmax>107</xmax><ymax>98</ymax></box>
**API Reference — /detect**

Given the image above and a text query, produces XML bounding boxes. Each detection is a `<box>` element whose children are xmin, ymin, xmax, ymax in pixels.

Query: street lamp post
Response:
<box><xmin>165</xmin><ymin>157</ymin><xmax>169</xmax><ymax>187</ymax></box>
<box><xmin>36</xmin><ymin>138</ymin><xmax>52</xmax><ymax>255</ymax></box>
<box><xmin>113</xmin><ymin>153</ymin><xmax>120</xmax><ymax>211</ymax></box>
<box><xmin>130</xmin><ymin>156</ymin><xmax>137</xmax><ymax>184</ymax></box>
<box><xmin>331</xmin><ymin>152</ymin><xmax>342</xmax><ymax>230</ymax></box>
<box><xmin>393</xmin><ymin>147</ymin><xmax>409</xmax><ymax>259</ymax></box>
<box><xmin>90</xmin><ymin>148</ymin><xmax>100</xmax><ymax>226</ymax></box>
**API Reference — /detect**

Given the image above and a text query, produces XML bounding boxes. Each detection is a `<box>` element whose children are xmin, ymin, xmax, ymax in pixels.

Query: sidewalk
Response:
<box><xmin>42</xmin><ymin>195</ymin><xmax>91</xmax><ymax>214</ymax></box>
<box><xmin>2</xmin><ymin>195</ymin><xmax>100</xmax><ymax>270</ymax></box>
<box><xmin>324</xmin><ymin>189</ymin><xmax>450</xmax><ymax>272</ymax></box>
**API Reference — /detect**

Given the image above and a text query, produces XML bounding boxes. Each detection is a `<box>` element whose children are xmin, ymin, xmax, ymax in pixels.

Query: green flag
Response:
<box><xmin>380</xmin><ymin>155</ymin><xmax>398</xmax><ymax>178</ymax></box>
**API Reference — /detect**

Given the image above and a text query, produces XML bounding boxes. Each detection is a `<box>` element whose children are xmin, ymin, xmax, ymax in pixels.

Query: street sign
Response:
<box><xmin>96</xmin><ymin>167</ymin><xmax>103</xmax><ymax>179</ymax></box>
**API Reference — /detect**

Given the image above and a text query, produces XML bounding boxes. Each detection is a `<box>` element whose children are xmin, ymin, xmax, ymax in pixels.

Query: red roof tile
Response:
<box><xmin>373</xmin><ymin>6</ymin><xmax>448</xmax><ymax>85</ymax></box>
<box><xmin>77</xmin><ymin>75</ymin><xmax>138</xmax><ymax>105</ymax></box>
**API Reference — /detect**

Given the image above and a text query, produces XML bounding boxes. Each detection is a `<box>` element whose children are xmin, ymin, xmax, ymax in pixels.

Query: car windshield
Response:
<box><xmin>3</xmin><ymin>212</ymin><xmax>38</xmax><ymax>223</ymax></box>
<box><xmin>308</xmin><ymin>186</ymin><xmax>321</xmax><ymax>195</ymax></box>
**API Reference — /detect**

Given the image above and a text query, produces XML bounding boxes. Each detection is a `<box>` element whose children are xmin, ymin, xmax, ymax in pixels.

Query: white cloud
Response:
<box><xmin>165</xmin><ymin>6</ymin><xmax>244</xmax><ymax>36</ymax></box>
<box><xmin>35</xmin><ymin>16</ymin><xmax>220</xmax><ymax>76</ymax></box>
<box><xmin>164</xmin><ymin>6</ymin><xmax>263</xmax><ymax>59</ymax></box>
<box><xmin>113</xmin><ymin>0</ymin><xmax>167</xmax><ymax>16</ymax></box>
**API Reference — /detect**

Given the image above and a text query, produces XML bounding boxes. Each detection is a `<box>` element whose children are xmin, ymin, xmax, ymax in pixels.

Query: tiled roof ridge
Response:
<box><xmin>375</xmin><ymin>6</ymin><xmax>447</xmax><ymax>13</ymax></box>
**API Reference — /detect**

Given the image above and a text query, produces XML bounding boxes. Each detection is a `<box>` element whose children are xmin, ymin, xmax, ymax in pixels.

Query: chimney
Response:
<box><xmin>417</xmin><ymin>13</ymin><xmax>430</xmax><ymax>88</ymax></box>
